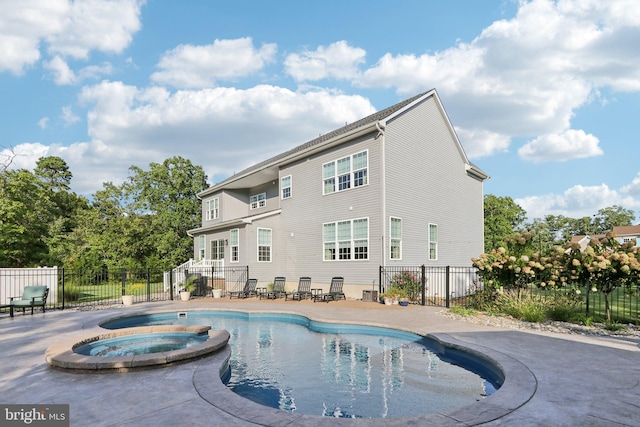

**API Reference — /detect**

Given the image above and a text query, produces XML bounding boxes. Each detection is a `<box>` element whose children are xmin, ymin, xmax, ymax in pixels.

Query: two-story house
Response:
<box><xmin>187</xmin><ymin>89</ymin><xmax>489</xmax><ymax>297</ymax></box>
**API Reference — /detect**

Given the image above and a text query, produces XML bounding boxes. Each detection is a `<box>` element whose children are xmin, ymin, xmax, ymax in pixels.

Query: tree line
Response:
<box><xmin>0</xmin><ymin>154</ymin><xmax>207</xmax><ymax>270</ymax></box>
<box><xmin>483</xmin><ymin>194</ymin><xmax>637</xmax><ymax>254</ymax></box>
<box><xmin>1</xmin><ymin>154</ymin><xmax>636</xmax><ymax>271</ymax></box>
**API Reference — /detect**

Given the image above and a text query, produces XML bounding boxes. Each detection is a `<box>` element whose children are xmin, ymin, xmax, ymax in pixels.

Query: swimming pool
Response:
<box><xmin>101</xmin><ymin>311</ymin><xmax>503</xmax><ymax>418</ymax></box>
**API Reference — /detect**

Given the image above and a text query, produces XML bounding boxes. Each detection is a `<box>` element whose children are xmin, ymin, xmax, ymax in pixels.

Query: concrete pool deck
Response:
<box><xmin>1</xmin><ymin>298</ymin><xmax>639</xmax><ymax>426</ymax></box>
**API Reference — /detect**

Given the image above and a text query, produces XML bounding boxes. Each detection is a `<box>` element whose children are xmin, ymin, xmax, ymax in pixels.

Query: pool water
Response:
<box><xmin>102</xmin><ymin>311</ymin><xmax>501</xmax><ymax>418</ymax></box>
<box><xmin>74</xmin><ymin>332</ymin><xmax>209</xmax><ymax>357</ymax></box>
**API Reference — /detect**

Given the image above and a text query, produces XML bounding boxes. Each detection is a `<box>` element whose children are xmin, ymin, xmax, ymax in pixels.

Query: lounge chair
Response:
<box><xmin>9</xmin><ymin>286</ymin><xmax>49</xmax><ymax>316</ymax></box>
<box><xmin>285</xmin><ymin>277</ymin><xmax>312</xmax><ymax>301</ymax></box>
<box><xmin>228</xmin><ymin>278</ymin><xmax>258</xmax><ymax>299</ymax></box>
<box><xmin>313</xmin><ymin>277</ymin><xmax>345</xmax><ymax>302</ymax></box>
<box><xmin>260</xmin><ymin>276</ymin><xmax>286</xmax><ymax>299</ymax></box>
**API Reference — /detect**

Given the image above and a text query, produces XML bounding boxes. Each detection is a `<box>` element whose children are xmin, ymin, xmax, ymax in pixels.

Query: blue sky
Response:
<box><xmin>1</xmin><ymin>0</ymin><xmax>640</xmax><ymax>222</ymax></box>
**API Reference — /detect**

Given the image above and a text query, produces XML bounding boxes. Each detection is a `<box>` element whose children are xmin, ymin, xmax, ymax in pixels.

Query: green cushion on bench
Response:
<box><xmin>11</xmin><ymin>286</ymin><xmax>48</xmax><ymax>306</ymax></box>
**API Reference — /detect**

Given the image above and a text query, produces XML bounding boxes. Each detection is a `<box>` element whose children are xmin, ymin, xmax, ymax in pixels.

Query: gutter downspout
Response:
<box><xmin>376</xmin><ymin>121</ymin><xmax>387</xmax><ymax>270</ymax></box>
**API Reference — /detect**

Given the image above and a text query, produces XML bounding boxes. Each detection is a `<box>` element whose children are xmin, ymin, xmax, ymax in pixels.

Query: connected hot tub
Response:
<box><xmin>45</xmin><ymin>325</ymin><xmax>230</xmax><ymax>372</ymax></box>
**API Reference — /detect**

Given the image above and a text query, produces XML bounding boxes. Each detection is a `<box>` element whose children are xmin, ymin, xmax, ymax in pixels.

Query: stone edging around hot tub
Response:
<box><xmin>45</xmin><ymin>325</ymin><xmax>230</xmax><ymax>373</ymax></box>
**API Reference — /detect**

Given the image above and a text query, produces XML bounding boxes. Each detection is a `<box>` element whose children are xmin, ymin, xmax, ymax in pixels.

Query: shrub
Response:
<box><xmin>604</xmin><ymin>320</ymin><xmax>626</xmax><ymax>331</ymax></box>
<box><xmin>390</xmin><ymin>270</ymin><xmax>422</xmax><ymax>301</ymax></box>
<box><xmin>494</xmin><ymin>291</ymin><xmax>548</xmax><ymax>323</ymax></box>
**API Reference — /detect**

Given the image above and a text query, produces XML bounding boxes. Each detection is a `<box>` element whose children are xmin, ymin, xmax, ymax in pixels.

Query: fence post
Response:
<box><xmin>146</xmin><ymin>268</ymin><xmax>151</xmax><ymax>302</ymax></box>
<box><xmin>445</xmin><ymin>266</ymin><xmax>451</xmax><ymax>308</ymax></box>
<box><xmin>421</xmin><ymin>265</ymin><xmax>426</xmax><ymax>306</ymax></box>
<box><xmin>61</xmin><ymin>267</ymin><xmax>65</xmax><ymax>310</ymax></box>
<box><xmin>121</xmin><ymin>268</ymin><xmax>126</xmax><ymax>298</ymax></box>
<box><xmin>585</xmin><ymin>281</ymin><xmax>590</xmax><ymax>316</ymax></box>
<box><xmin>169</xmin><ymin>268</ymin><xmax>174</xmax><ymax>301</ymax></box>
<box><xmin>379</xmin><ymin>266</ymin><xmax>383</xmax><ymax>296</ymax></box>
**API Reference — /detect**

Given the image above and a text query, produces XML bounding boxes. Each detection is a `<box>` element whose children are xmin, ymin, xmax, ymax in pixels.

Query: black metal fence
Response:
<box><xmin>0</xmin><ymin>266</ymin><xmax>249</xmax><ymax>314</ymax></box>
<box><xmin>379</xmin><ymin>265</ymin><xmax>640</xmax><ymax>323</ymax></box>
<box><xmin>379</xmin><ymin>266</ymin><xmax>479</xmax><ymax>307</ymax></box>
<box><xmin>176</xmin><ymin>265</ymin><xmax>249</xmax><ymax>297</ymax></box>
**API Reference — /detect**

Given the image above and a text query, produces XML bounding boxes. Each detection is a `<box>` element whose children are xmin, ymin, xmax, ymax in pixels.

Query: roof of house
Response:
<box><xmin>198</xmin><ymin>89</ymin><xmax>487</xmax><ymax>197</ymax></box>
<box><xmin>611</xmin><ymin>225</ymin><xmax>640</xmax><ymax>236</ymax></box>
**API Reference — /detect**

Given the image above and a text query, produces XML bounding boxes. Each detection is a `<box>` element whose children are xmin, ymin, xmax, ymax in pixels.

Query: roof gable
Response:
<box><xmin>199</xmin><ymin>89</ymin><xmax>486</xmax><ymax>196</ymax></box>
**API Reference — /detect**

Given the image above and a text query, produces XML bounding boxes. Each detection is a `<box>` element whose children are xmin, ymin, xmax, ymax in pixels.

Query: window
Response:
<box><xmin>429</xmin><ymin>223</ymin><xmax>438</xmax><ymax>260</ymax></box>
<box><xmin>323</xmin><ymin>150</ymin><xmax>368</xmax><ymax>195</ymax></box>
<box><xmin>250</xmin><ymin>193</ymin><xmax>266</xmax><ymax>209</ymax></box>
<box><xmin>206</xmin><ymin>197</ymin><xmax>219</xmax><ymax>220</ymax></box>
<box><xmin>338</xmin><ymin>220</ymin><xmax>351</xmax><ymax>259</ymax></box>
<box><xmin>230</xmin><ymin>229</ymin><xmax>239</xmax><ymax>262</ymax></box>
<box><xmin>281</xmin><ymin>175</ymin><xmax>292</xmax><ymax>199</ymax></box>
<box><xmin>257</xmin><ymin>228</ymin><xmax>272</xmax><ymax>262</ymax></box>
<box><xmin>323</xmin><ymin>223</ymin><xmax>336</xmax><ymax>261</ymax></box>
<box><xmin>323</xmin><ymin>218</ymin><xmax>368</xmax><ymax>261</ymax></box>
<box><xmin>390</xmin><ymin>217</ymin><xmax>402</xmax><ymax>260</ymax></box>
<box><xmin>198</xmin><ymin>235</ymin><xmax>205</xmax><ymax>260</ymax></box>
<box><xmin>210</xmin><ymin>239</ymin><xmax>225</xmax><ymax>260</ymax></box>
<box><xmin>352</xmin><ymin>218</ymin><xmax>368</xmax><ymax>259</ymax></box>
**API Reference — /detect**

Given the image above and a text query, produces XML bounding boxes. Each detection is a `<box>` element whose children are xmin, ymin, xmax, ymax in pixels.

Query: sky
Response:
<box><xmin>1</xmin><ymin>0</ymin><xmax>640</xmax><ymax>222</ymax></box>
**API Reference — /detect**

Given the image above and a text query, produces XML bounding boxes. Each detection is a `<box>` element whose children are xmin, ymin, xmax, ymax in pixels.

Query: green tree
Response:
<box><xmin>126</xmin><ymin>157</ymin><xmax>208</xmax><ymax>268</ymax></box>
<box><xmin>484</xmin><ymin>194</ymin><xmax>526</xmax><ymax>252</ymax></box>
<box><xmin>593</xmin><ymin>205</ymin><xmax>635</xmax><ymax>233</ymax></box>
<box><xmin>0</xmin><ymin>169</ymin><xmax>52</xmax><ymax>266</ymax></box>
<box><xmin>34</xmin><ymin>156</ymin><xmax>90</xmax><ymax>265</ymax></box>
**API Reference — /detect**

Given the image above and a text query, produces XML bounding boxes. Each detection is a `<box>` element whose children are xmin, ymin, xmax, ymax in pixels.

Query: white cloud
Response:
<box><xmin>44</xmin><ymin>56</ymin><xmax>113</xmax><ymax>85</ymax></box>
<box><xmin>0</xmin><ymin>142</ymin><xmax>50</xmax><ymax>170</ymax></box>
<box><xmin>621</xmin><ymin>172</ymin><xmax>640</xmax><ymax>196</ymax></box>
<box><xmin>518</xmin><ymin>129</ymin><xmax>603</xmax><ymax>162</ymax></box>
<box><xmin>72</xmin><ymin>82</ymin><xmax>376</xmax><ymax>193</ymax></box>
<box><xmin>0</xmin><ymin>0</ymin><xmax>67</xmax><ymax>74</ymax></box>
<box><xmin>46</xmin><ymin>0</ymin><xmax>144</xmax><ymax>59</ymax></box>
<box><xmin>517</xmin><ymin>183</ymin><xmax>640</xmax><ymax>220</ymax></box>
<box><xmin>150</xmin><ymin>38</ymin><xmax>277</xmax><ymax>89</ymax></box>
<box><xmin>455</xmin><ymin>127</ymin><xmax>511</xmax><ymax>159</ymax></box>
<box><xmin>284</xmin><ymin>41</ymin><xmax>366</xmax><ymax>82</ymax></box>
<box><xmin>61</xmin><ymin>106</ymin><xmax>81</xmax><ymax>126</ymax></box>
<box><xmin>357</xmin><ymin>0</ymin><xmax>640</xmax><ymax>145</ymax></box>
<box><xmin>0</xmin><ymin>0</ymin><xmax>142</xmax><ymax>74</ymax></box>
<box><xmin>38</xmin><ymin>117</ymin><xmax>49</xmax><ymax>130</ymax></box>
<box><xmin>44</xmin><ymin>56</ymin><xmax>76</xmax><ymax>85</ymax></box>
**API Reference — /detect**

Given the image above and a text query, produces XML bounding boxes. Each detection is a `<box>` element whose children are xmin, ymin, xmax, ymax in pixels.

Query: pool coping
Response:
<box><xmin>87</xmin><ymin>307</ymin><xmax>537</xmax><ymax>425</ymax></box>
<box><xmin>45</xmin><ymin>325</ymin><xmax>230</xmax><ymax>372</ymax></box>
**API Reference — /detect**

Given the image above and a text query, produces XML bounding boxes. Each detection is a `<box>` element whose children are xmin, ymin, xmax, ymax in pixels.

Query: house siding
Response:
<box><xmin>384</xmin><ymin>96</ymin><xmax>484</xmax><ymax>266</ymax></box>
<box><xmin>189</xmin><ymin>90</ymin><xmax>487</xmax><ymax>295</ymax></box>
<box><xmin>278</xmin><ymin>133</ymin><xmax>382</xmax><ymax>286</ymax></box>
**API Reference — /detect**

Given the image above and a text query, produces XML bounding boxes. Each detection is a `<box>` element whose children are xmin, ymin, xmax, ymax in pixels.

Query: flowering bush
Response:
<box><xmin>473</xmin><ymin>231</ymin><xmax>640</xmax><ymax>321</ymax></box>
<box><xmin>471</xmin><ymin>231</ymin><xmax>548</xmax><ymax>290</ymax></box>
<box><xmin>390</xmin><ymin>270</ymin><xmax>423</xmax><ymax>302</ymax></box>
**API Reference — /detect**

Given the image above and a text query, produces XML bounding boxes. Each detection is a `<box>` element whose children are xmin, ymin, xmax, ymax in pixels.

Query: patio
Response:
<box><xmin>1</xmin><ymin>298</ymin><xmax>639</xmax><ymax>426</ymax></box>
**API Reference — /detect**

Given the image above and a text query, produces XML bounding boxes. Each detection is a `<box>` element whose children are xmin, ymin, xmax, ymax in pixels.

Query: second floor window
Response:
<box><xmin>281</xmin><ymin>175</ymin><xmax>292</xmax><ymax>199</ymax></box>
<box><xmin>250</xmin><ymin>192</ymin><xmax>266</xmax><ymax>209</ymax></box>
<box><xmin>206</xmin><ymin>198</ymin><xmax>219</xmax><ymax>220</ymax></box>
<box><xmin>323</xmin><ymin>150</ymin><xmax>368</xmax><ymax>195</ymax></box>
